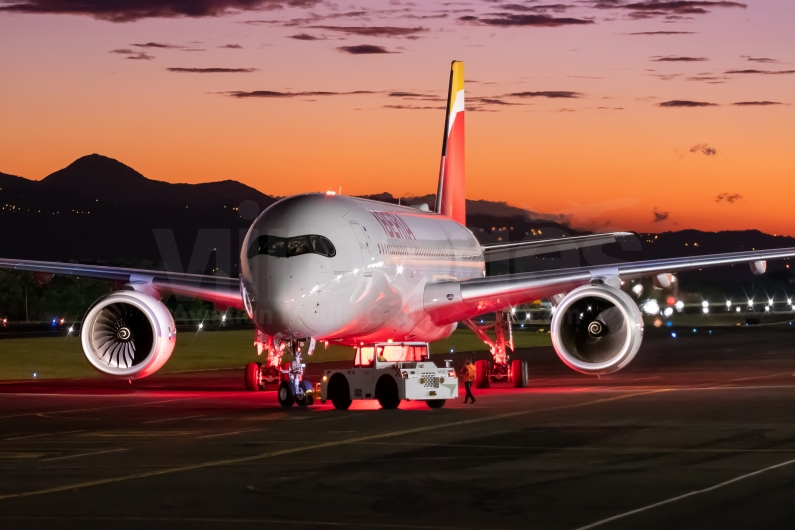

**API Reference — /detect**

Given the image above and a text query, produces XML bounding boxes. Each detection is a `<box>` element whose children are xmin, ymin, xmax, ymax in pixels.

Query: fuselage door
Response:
<box><xmin>349</xmin><ymin>221</ymin><xmax>375</xmax><ymax>275</ymax></box>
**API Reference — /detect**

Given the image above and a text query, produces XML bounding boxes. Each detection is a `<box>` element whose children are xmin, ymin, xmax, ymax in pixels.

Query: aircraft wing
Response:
<box><xmin>0</xmin><ymin>258</ymin><xmax>244</xmax><ymax>310</ymax></box>
<box><xmin>482</xmin><ymin>232</ymin><xmax>633</xmax><ymax>262</ymax></box>
<box><xmin>425</xmin><ymin>247</ymin><xmax>795</xmax><ymax>325</ymax></box>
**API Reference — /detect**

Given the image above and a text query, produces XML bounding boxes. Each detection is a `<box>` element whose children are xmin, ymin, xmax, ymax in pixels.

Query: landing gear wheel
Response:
<box><xmin>376</xmin><ymin>376</ymin><xmax>401</xmax><ymax>409</ymax></box>
<box><xmin>244</xmin><ymin>362</ymin><xmax>261</xmax><ymax>391</ymax></box>
<box><xmin>329</xmin><ymin>374</ymin><xmax>352</xmax><ymax>410</ymax></box>
<box><xmin>278</xmin><ymin>381</ymin><xmax>296</xmax><ymax>407</ymax></box>
<box><xmin>474</xmin><ymin>360</ymin><xmax>490</xmax><ymax>389</ymax></box>
<box><xmin>426</xmin><ymin>399</ymin><xmax>446</xmax><ymax>409</ymax></box>
<box><xmin>296</xmin><ymin>380</ymin><xmax>314</xmax><ymax>407</ymax></box>
<box><xmin>511</xmin><ymin>359</ymin><xmax>529</xmax><ymax>388</ymax></box>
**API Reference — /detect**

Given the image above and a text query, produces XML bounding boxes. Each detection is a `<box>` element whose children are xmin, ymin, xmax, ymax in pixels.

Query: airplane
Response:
<box><xmin>2</xmin><ymin>60</ymin><xmax>795</xmax><ymax>408</ymax></box>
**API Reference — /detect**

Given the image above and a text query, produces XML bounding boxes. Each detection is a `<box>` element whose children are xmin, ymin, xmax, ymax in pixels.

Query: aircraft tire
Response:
<box><xmin>474</xmin><ymin>360</ymin><xmax>490</xmax><ymax>389</ymax></box>
<box><xmin>511</xmin><ymin>359</ymin><xmax>529</xmax><ymax>388</ymax></box>
<box><xmin>296</xmin><ymin>380</ymin><xmax>314</xmax><ymax>407</ymax></box>
<box><xmin>278</xmin><ymin>381</ymin><xmax>296</xmax><ymax>407</ymax></box>
<box><xmin>244</xmin><ymin>363</ymin><xmax>261</xmax><ymax>391</ymax></box>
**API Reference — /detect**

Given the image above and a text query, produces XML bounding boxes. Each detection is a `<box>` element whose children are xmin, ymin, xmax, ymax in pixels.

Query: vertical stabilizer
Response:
<box><xmin>435</xmin><ymin>61</ymin><xmax>465</xmax><ymax>224</ymax></box>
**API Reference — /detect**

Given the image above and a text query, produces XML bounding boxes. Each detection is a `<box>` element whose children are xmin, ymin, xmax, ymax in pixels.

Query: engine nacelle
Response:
<box><xmin>551</xmin><ymin>284</ymin><xmax>643</xmax><ymax>375</ymax></box>
<box><xmin>81</xmin><ymin>290</ymin><xmax>176</xmax><ymax>379</ymax></box>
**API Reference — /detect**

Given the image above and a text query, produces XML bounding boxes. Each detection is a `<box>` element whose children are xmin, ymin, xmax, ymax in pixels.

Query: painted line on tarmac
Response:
<box><xmin>355</xmin><ymin>441</ymin><xmax>795</xmax><ymax>455</ymax></box>
<box><xmin>5</xmin><ymin>430</ymin><xmax>83</xmax><ymax>441</ymax></box>
<box><xmin>0</xmin><ymin>392</ymin><xmax>243</xmax><ymax>420</ymax></box>
<box><xmin>196</xmin><ymin>428</ymin><xmax>268</xmax><ymax>440</ymax></box>
<box><xmin>0</xmin><ymin>514</ymin><xmax>492</xmax><ymax>530</ymax></box>
<box><xmin>143</xmin><ymin>414</ymin><xmax>206</xmax><ymax>424</ymax></box>
<box><xmin>41</xmin><ymin>448</ymin><xmax>128</xmax><ymax>462</ymax></box>
<box><xmin>0</xmin><ymin>389</ymin><xmax>667</xmax><ymax>502</ymax></box>
<box><xmin>575</xmin><ymin>457</ymin><xmax>795</xmax><ymax>530</ymax></box>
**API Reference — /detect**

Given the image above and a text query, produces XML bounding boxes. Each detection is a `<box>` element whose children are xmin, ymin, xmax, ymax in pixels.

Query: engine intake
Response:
<box><xmin>551</xmin><ymin>284</ymin><xmax>643</xmax><ymax>375</ymax></box>
<box><xmin>81</xmin><ymin>291</ymin><xmax>176</xmax><ymax>378</ymax></box>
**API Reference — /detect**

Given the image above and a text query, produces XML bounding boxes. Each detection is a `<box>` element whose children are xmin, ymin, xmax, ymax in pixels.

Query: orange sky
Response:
<box><xmin>0</xmin><ymin>0</ymin><xmax>793</xmax><ymax>234</ymax></box>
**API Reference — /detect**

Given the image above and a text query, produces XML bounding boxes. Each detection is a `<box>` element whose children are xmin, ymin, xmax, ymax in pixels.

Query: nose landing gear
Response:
<box><xmin>278</xmin><ymin>338</ymin><xmax>316</xmax><ymax>408</ymax></box>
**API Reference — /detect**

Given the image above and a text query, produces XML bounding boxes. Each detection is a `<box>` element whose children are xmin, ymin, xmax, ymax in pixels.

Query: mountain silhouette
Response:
<box><xmin>0</xmin><ymin>155</ymin><xmax>793</xmax><ymax>288</ymax></box>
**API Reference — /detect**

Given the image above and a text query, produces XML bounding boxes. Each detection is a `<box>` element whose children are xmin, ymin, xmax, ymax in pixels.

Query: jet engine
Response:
<box><xmin>550</xmin><ymin>284</ymin><xmax>643</xmax><ymax>375</ymax></box>
<box><xmin>80</xmin><ymin>290</ymin><xmax>176</xmax><ymax>379</ymax></box>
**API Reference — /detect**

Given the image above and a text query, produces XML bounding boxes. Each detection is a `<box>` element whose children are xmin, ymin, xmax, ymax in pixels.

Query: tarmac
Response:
<box><xmin>1</xmin><ymin>325</ymin><xmax>795</xmax><ymax>529</ymax></box>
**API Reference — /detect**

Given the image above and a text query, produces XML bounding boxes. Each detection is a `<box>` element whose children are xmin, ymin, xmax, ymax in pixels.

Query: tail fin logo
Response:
<box><xmin>435</xmin><ymin>61</ymin><xmax>466</xmax><ymax>225</ymax></box>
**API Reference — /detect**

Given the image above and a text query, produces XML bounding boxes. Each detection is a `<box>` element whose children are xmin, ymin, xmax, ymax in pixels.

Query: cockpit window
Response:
<box><xmin>248</xmin><ymin>235</ymin><xmax>336</xmax><ymax>259</ymax></box>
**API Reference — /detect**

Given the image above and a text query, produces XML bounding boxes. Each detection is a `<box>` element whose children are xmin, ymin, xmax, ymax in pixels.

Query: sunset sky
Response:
<box><xmin>0</xmin><ymin>0</ymin><xmax>793</xmax><ymax>234</ymax></box>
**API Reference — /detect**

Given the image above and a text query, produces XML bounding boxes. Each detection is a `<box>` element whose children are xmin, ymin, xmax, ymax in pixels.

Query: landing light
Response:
<box><xmin>222</xmin><ymin>314</ymin><xmax>227</xmax><ymax>321</ymax></box>
<box><xmin>736</xmin><ymin>307</ymin><xmax>741</xmax><ymax>312</ymax></box>
<box><xmin>198</xmin><ymin>323</ymin><xmax>204</xmax><ymax>330</ymax></box>
<box><xmin>68</xmin><ymin>326</ymin><xmax>74</xmax><ymax>333</ymax></box>
<box><xmin>703</xmin><ymin>307</ymin><xmax>709</xmax><ymax>314</ymax></box>
<box><xmin>726</xmin><ymin>301</ymin><xmax>732</xmax><ymax>308</ymax></box>
<box><xmin>396</xmin><ymin>265</ymin><xmax>403</xmax><ymax>275</ymax></box>
<box><xmin>701</xmin><ymin>301</ymin><xmax>709</xmax><ymax>308</ymax></box>
<box><xmin>663</xmin><ymin>307</ymin><xmax>674</xmax><ymax>317</ymax></box>
<box><xmin>748</xmin><ymin>299</ymin><xmax>754</xmax><ymax>307</ymax></box>
<box><xmin>674</xmin><ymin>300</ymin><xmax>684</xmax><ymax>311</ymax></box>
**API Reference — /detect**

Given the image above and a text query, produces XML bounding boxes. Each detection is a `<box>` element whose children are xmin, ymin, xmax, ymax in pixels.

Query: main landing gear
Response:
<box><xmin>245</xmin><ymin>336</ymin><xmax>317</xmax><ymax>408</ymax></box>
<box><xmin>464</xmin><ymin>311</ymin><xmax>529</xmax><ymax>389</ymax></box>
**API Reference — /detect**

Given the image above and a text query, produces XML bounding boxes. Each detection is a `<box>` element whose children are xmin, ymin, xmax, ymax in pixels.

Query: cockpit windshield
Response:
<box><xmin>248</xmin><ymin>235</ymin><xmax>336</xmax><ymax>259</ymax></box>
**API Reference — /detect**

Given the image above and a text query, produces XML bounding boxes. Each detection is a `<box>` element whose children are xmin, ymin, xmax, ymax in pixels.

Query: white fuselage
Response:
<box><xmin>240</xmin><ymin>193</ymin><xmax>485</xmax><ymax>345</ymax></box>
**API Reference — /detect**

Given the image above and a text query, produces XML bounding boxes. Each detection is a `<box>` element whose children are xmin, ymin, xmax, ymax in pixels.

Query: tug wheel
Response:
<box><xmin>329</xmin><ymin>374</ymin><xmax>352</xmax><ymax>410</ymax></box>
<box><xmin>376</xmin><ymin>376</ymin><xmax>401</xmax><ymax>410</ymax></box>
<box><xmin>426</xmin><ymin>399</ymin><xmax>446</xmax><ymax>409</ymax></box>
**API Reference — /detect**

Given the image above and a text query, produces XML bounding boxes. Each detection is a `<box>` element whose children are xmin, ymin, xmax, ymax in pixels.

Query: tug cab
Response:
<box><xmin>320</xmin><ymin>342</ymin><xmax>458</xmax><ymax>410</ymax></box>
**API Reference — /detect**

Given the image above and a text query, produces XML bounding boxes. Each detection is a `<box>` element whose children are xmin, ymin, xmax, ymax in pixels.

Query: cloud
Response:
<box><xmin>110</xmin><ymin>48</ymin><xmax>156</xmax><ymax>59</ymax></box>
<box><xmin>715</xmin><ymin>193</ymin><xmax>742</xmax><ymax>203</ymax></box>
<box><xmin>225</xmin><ymin>90</ymin><xmax>377</xmax><ymax>98</ymax></box>
<box><xmin>132</xmin><ymin>42</ymin><xmax>181</xmax><ymax>49</ymax></box>
<box><xmin>652</xmin><ymin>208</ymin><xmax>669</xmax><ymax>222</ymax></box>
<box><xmin>337</xmin><ymin>45</ymin><xmax>395</xmax><ymax>54</ymax></box>
<box><xmin>652</xmin><ymin>56</ymin><xmax>708</xmax><ymax>62</ymax></box>
<box><xmin>628</xmin><ymin>31</ymin><xmax>696</xmax><ymax>35</ymax></box>
<box><xmin>218</xmin><ymin>44</ymin><xmax>243</xmax><ymax>49</ymax></box>
<box><xmin>659</xmin><ymin>100</ymin><xmax>717</xmax><ymax>107</ymax></box>
<box><xmin>383</xmin><ymin>104</ymin><xmax>443</xmax><ymax>110</ymax></box>
<box><xmin>725</xmin><ymin>69</ymin><xmax>795</xmax><ymax>75</ymax></box>
<box><xmin>0</xmin><ymin>0</ymin><xmax>322</xmax><ymax>22</ymax></box>
<box><xmin>458</xmin><ymin>14</ymin><xmax>594</xmax><ymax>27</ymax></box>
<box><xmin>690</xmin><ymin>143</ymin><xmax>717</xmax><ymax>155</ymax></box>
<box><xmin>685</xmin><ymin>73</ymin><xmax>729</xmax><ymax>83</ymax></box>
<box><xmin>593</xmin><ymin>1</ymin><xmax>746</xmax><ymax>20</ymax></box>
<box><xmin>309</xmin><ymin>25</ymin><xmax>427</xmax><ymax>38</ymax></box>
<box><xmin>732</xmin><ymin>101</ymin><xmax>783</xmax><ymax>106</ymax></box>
<box><xmin>288</xmin><ymin>33</ymin><xmax>322</xmax><ymax>40</ymax></box>
<box><xmin>506</xmin><ymin>91</ymin><xmax>582</xmax><ymax>98</ymax></box>
<box><xmin>167</xmin><ymin>67</ymin><xmax>258</xmax><ymax>73</ymax></box>
<box><xmin>742</xmin><ymin>56</ymin><xmax>778</xmax><ymax>64</ymax></box>
<box><xmin>500</xmin><ymin>3</ymin><xmax>572</xmax><ymax>13</ymax></box>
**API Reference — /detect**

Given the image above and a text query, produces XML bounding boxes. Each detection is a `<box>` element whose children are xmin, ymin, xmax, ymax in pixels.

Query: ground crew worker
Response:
<box><xmin>461</xmin><ymin>359</ymin><xmax>476</xmax><ymax>404</ymax></box>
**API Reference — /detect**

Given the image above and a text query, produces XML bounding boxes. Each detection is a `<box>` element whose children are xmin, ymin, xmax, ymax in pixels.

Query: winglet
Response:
<box><xmin>435</xmin><ymin>61</ymin><xmax>465</xmax><ymax>225</ymax></box>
